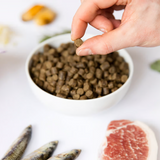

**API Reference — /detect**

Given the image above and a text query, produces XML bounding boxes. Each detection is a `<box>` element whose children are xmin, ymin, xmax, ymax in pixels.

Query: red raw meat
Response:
<box><xmin>99</xmin><ymin>120</ymin><xmax>158</xmax><ymax>160</ymax></box>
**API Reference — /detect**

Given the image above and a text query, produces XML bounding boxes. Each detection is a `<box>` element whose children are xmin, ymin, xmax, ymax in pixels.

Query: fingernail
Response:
<box><xmin>100</xmin><ymin>28</ymin><xmax>108</xmax><ymax>33</ymax></box>
<box><xmin>77</xmin><ymin>49</ymin><xmax>93</xmax><ymax>56</ymax></box>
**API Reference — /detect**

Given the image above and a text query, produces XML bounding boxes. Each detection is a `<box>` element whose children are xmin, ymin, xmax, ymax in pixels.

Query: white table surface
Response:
<box><xmin>0</xmin><ymin>0</ymin><xmax>160</xmax><ymax>159</ymax></box>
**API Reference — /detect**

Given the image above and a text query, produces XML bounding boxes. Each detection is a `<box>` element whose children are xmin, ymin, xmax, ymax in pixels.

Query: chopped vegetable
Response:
<box><xmin>150</xmin><ymin>60</ymin><xmax>160</xmax><ymax>73</ymax></box>
<box><xmin>0</xmin><ymin>25</ymin><xmax>11</xmax><ymax>45</ymax></box>
<box><xmin>22</xmin><ymin>5</ymin><xmax>45</xmax><ymax>21</ymax></box>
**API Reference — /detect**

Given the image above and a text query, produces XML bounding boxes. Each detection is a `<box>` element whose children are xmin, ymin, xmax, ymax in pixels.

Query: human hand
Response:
<box><xmin>71</xmin><ymin>0</ymin><xmax>160</xmax><ymax>56</ymax></box>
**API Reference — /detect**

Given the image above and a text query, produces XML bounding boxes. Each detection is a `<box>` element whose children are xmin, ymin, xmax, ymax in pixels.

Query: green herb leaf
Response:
<box><xmin>39</xmin><ymin>30</ymin><xmax>71</xmax><ymax>43</ymax></box>
<box><xmin>150</xmin><ymin>60</ymin><xmax>160</xmax><ymax>72</ymax></box>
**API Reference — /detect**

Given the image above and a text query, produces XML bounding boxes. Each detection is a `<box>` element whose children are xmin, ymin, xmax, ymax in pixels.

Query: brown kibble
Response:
<box><xmin>76</xmin><ymin>62</ymin><xmax>86</xmax><ymax>69</ymax></box>
<box><xmin>35</xmin><ymin>79</ymin><xmax>43</xmax><ymax>88</ymax></box>
<box><xmin>104</xmin><ymin>71</ymin><xmax>109</xmax><ymax>78</ymax></box>
<box><xmin>61</xmin><ymin>85</ymin><xmax>71</xmax><ymax>96</ymax></box>
<box><xmin>57</xmin><ymin>46</ymin><xmax>64</xmax><ymax>53</ymax></box>
<box><xmin>52</xmin><ymin>74</ymin><xmax>58</xmax><ymax>81</ymax></box>
<box><xmin>108</xmin><ymin>82</ymin><xmax>114</xmax><ymax>89</ymax></box>
<box><xmin>56</xmin><ymin>93</ymin><xmax>66</xmax><ymax>98</ymax></box>
<box><xmin>45</xmin><ymin>70</ymin><xmax>51</xmax><ymax>77</ymax></box>
<box><xmin>43</xmin><ymin>81</ymin><xmax>49</xmax><ymax>90</ymax></box>
<box><xmin>111</xmin><ymin>87</ymin><xmax>118</xmax><ymax>93</ymax></box>
<box><xmin>51</xmin><ymin>67</ymin><xmax>58</xmax><ymax>75</ymax></box>
<box><xmin>77</xmin><ymin>88</ymin><xmax>84</xmax><ymax>95</ymax></box>
<box><xmin>59</xmin><ymin>71</ymin><xmax>66</xmax><ymax>81</ymax></box>
<box><xmin>47</xmin><ymin>84</ymin><xmax>55</xmax><ymax>93</ymax></box>
<box><xmin>70</xmin><ymin>89</ymin><xmax>76</xmax><ymax>97</ymax></box>
<box><xmin>56</xmin><ymin>62</ymin><xmax>64</xmax><ymax>69</ymax></box>
<box><xmin>96</xmin><ymin>68</ymin><xmax>103</xmax><ymax>79</ymax></box>
<box><xmin>73</xmin><ymin>55</ymin><xmax>81</xmax><ymax>62</ymax></box>
<box><xmin>78</xmin><ymin>68</ymin><xmax>85</xmax><ymax>76</ymax></box>
<box><xmin>86</xmin><ymin>72</ymin><xmax>94</xmax><ymax>80</ymax></box>
<box><xmin>100</xmin><ymin>62</ymin><xmax>110</xmax><ymax>71</ymax></box>
<box><xmin>69</xmin><ymin>79</ymin><xmax>77</xmax><ymax>88</ymax></box>
<box><xmin>77</xmin><ymin>79</ymin><xmax>83</xmax><ymax>88</ymax></box>
<box><xmin>50</xmin><ymin>80</ymin><xmax>56</xmax><ymax>87</ymax></box>
<box><xmin>103</xmin><ymin>87</ymin><xmax>109</xmax><ymax>95</ymax></box>
<box><xmin>39</xmin><ymin>73</ymin><xmax>46</xmax><ymax>81</ymax></box>
<box><xmin>96</xmin><ymin>86</ymin><xmax>102</xmax><ymax>95</ymax></box>
<box><xmin>33</xmin><ymin>71</ymin><xmax>39</xmax><ymax>77</ymax></box>
<box><xmin>83</xmin><ymin>83</ymin><xmax>91</xmax><ymax>92</ymax></box>
<box><xmin>85</xmin><ymin>90</ymin><xmax>93</xmax><ymax>98</ymax></box>
<box><xmin>109</xmin><ymin>66</ymin><xmax>116</xmax><ymax>74</ymax></box>
<box><xmin>73</xmin><ymin>94</ymin><xmax>80</xmax><ymax>100</ymax></box>
<box><xmin>117</xmin><ymin>83</ymin><xmax>123</xmax><ymax>88</ymax></box>
<box><xmin>74</xmin><ymin>38</ymin><xmax>83</xmax><ymax>48</ymax></box>
<box><xmin>73</xmin><ymin>73</ymin><xmax>79</xmax><ymax>80</ymax></box>
<box><xmin>47</xmin><ymin>76</ymin><xmax>53</xmax><ymax>83</ymax></box>
<box><xmin>70</xmin><ymin>67</ymin><xmax>78</xmax><ymax>74</ymax></box>
<box><xmin>35</xmin><ymin>63</ymin><xmax>42</xmax><ymax>70</ymax></box>
<box><xmin>80</xmin><ymin>95</ymin><xmax>87</xmax><ymax>100</ymax></box>
<box><xmin>101</xmin><ymin>79</ymin><xmax>108</xmax><ymax>87</ymax></box>
<box><xmin>81</xmin><ymin>57</ymin><xmax>88</xmax><ymax>64</ymax></box>
<box><xmin>63</xmin><ymin>65</ymin><xmax>70</xmax><ymax>72</ymax></box>
<box><xmin>90</xmin><ymin>78</ymin><xmax>97</xmax><ymax>85</ymax></box>
<box><xmin>89</xmin><ymin>66</ymin><xmax>96</xmax><ymax>74</ymax></box>
<box><xmin>45</xmin><ymin>61</ymin><xmax>52</xmax><ymax>69</ymax></box>
<box><xmin>121</xmin><ymin>75</ymin><xmax>128</xmax><ymax>83</ymax></box>
<box><xmin>117</xmin><ymin>56</ymin><xmax>124</xmax><ymax>62</ymax></box>
<box><xmin>88</xmin><ymin>61</ymin><xmax>94</xmax><ymax>67</ymax></box>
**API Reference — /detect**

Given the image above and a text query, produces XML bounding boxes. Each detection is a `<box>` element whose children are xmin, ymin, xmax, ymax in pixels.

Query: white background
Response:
<box><xmin>0</xmin><ymin>0</ymin><xmax>160</xmax><ymax>159</ymax></box>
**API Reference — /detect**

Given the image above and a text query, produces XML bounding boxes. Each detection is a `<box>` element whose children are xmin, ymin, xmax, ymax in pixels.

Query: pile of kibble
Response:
<box><xmin>30</xmin><ymin>42</ymin><xmax>129</xmax><ymax>100</ymax></box>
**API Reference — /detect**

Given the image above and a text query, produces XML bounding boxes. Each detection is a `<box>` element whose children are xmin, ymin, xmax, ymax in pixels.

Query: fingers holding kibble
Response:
<box><xmin>30</xmin><ymin>42</ymin><xmax>129</xmax><ymax>100</ymax></box>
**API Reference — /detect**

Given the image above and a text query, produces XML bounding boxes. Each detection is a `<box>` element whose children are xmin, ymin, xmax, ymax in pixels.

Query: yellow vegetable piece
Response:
<box><xmin>22</xmin><ymin>5</ymin><xmax>45</xmax><ymax>21</ymax></box>
<box><xmin>34</xmin><ymin>8</ymin><xmax>56</xmax><ymax>26</ymax></box>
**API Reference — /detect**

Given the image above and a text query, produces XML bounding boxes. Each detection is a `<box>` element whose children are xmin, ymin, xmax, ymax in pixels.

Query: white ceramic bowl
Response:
<box><xmin>26</xmin><ymin>34</ymin><xmax>134</xmax><ymax>116</ymax></box>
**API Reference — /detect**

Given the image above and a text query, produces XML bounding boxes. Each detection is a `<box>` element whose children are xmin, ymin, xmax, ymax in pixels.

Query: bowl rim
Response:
<box><xmin>25</xmin><ymin>33</ymin><xmax>134</xmax><ymax>103</ymax></box>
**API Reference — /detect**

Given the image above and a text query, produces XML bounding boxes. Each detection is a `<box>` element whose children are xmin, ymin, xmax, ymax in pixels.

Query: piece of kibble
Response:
<box><xmin>96</xmin><ymin>86</ymin><xmax>102</xmax><ymax>95</ymax></box>
<box><xmin>100</xmin><ymin>62</ymin><xmax>110</xmax><ymax>71</ymax></box>
<box><xmin>86</xmin><ymin>72</ymin><xmax>94</xmax><ymax>80</ymax></box>
<box><xmin>61</xmin><ymin>85</ymin><xmax>71</xmax><ymax>96</ymax></box>
<box><xmin>121</xmin><ymin>75</ymin><xmax>128</xmax><ymax>83</ymax></box>
<box><xmin>56</xmin><ymin>62</ymin><xmax>64</xmax><ymax>69</ymax></box>
<box><xmin>108</xmin><ymin>82</ymin><xmax>114</xmax><ymax>89</ymax></box>
<box><xmin>77</xmin><ymin>88</ymin><xmax>84</xmax><ymax>95</ymax></box>
<box><xmin>51</xmin><ymin>67</ymin><xmax>58</xmax><ymax>74</ymax></box>
<box><xmin>69</xmin><ymin>79</ymin><xmax>77</xmax><ymax>88</ymax></box>
<box><xmin>52</xmin><ymin>74</ymin><xmax>58</xmax><ymax>81</ymax></box>
<box><xmin>59</xmin><ymin>71</ymin><xmax>66</xmax><ymax>81</ymax></box>
<box><xmin>96</xmin><ymin>68</ymin><xmax>103</xmax><ymax>79</ymax></box>
<box><xmin>74</xmin><ymin>38</ymin><xmax>83</xmax><ymax>48</ymax></box>
<box><xmin>73</xmin><ymin>94</ymin><xmax>80</xmax><ymax>100</ymax></box>
<box><xmin>85</xmin><ymin>90</ymin><xmax>93</xmax><ymax>98</ymax></box>
<box><xmin>45</xmin><ymin>61</ymin><xmax>52</xmax><ymax>69</ymax></box>
<box><xmin>80</xmin><ymin>95</ymin><xmax>87</xmax><ymax>100</ymax></box>
<box><xmin>83</xmin><ymin>83</ymin><xmax>91</xmax><ymax>92</ymax></box>
<box><xmin>111</xmin><ymin>87</ymin><xmax>118</xmax><ymax>93</ymax></box>
<box><xmin>103</xmin><ymin>87</ymin><xmax>109</xmax><ymax>95</ymax></box>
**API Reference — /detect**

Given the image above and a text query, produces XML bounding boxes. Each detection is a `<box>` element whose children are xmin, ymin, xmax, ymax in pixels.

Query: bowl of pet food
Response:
<box><xmin>25</xmin><ymin>34</ymin><xmax>134</xmax><ymax>116</ymax></box>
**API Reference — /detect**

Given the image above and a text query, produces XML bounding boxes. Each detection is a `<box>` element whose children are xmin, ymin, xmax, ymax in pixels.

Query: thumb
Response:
<box><xmin>76</xmin><ymin>26</ymin><xmax>134</xmax><ymax>56</ymax></box>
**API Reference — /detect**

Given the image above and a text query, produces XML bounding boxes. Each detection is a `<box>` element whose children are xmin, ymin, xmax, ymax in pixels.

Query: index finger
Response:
<box><xmin>71</xmin><ymin>0</ymin><xmax>117</xmax><ymax>40</ymax></box>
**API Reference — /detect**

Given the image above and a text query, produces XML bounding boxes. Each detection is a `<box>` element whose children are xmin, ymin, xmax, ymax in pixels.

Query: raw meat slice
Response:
<box><xmin>99</xmin><ymin>120</ymin><xmax>158</xmax><ymax>160</ymax></box>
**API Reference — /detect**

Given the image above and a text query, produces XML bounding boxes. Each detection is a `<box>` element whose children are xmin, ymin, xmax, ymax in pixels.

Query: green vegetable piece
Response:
<box><xmin>39</xmin><ymin>30</ymin><xmax>71</xmax><ymax>43</ymax></box>
<box><xmin>150</xmin><ymin>60</ymin><xmax>160</xmax><ymax>72</ymax></box>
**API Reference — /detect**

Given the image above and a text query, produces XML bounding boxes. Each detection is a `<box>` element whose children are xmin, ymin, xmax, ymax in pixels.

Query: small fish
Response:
<box><xmin>22</xmin><ymin>141</ymin><xmax>58</xmax><ymax>160</ymax></box>
<box><xmin>1</xmin><ymin>125</ymin><xmax>32</xmax><ymax>160</ymax></box>
<box><xmin>48</xmin><ymin>149</ymin><xmax>81</xmax><ymax>160</ymax></box>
